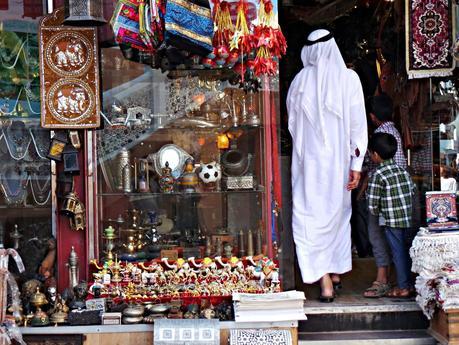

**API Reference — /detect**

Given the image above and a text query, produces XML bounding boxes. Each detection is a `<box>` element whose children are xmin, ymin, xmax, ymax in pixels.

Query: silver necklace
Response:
<box><xmin>29</xmin><ymin>165</ymin><xmax>51</xmax><ymax>206</ymax></box>
<box><xmin>0</xmin><ymin>166</ymin><xmax>28</xmax><ymax>206</ymax></box>
<box><xmin>2</xmin><ymin>122</ymin><xmax>32</xmax><ymax>160</ymax></box>
<box><xmin>29</xmin><ymin>128</ymin><xmax>49</xmax><ymax>160</ymax></box>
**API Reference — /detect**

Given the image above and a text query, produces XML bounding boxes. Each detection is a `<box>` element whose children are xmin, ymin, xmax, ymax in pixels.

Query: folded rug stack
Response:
<box><xmin>410</xmin><ymin>228</ymin><xmax>459</xmax><ymax>319</ymax></box>
<box><xmin>232</xmin><ymin>291</ymin><xmax>307</xmax><ymax>323</ymax></box>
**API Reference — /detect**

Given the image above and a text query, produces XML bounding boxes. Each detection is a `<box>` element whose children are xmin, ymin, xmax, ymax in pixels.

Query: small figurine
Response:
<box><xmin>39</xmin><ymin>238</ymin><xmax>56</xmax><ymax>280</ymax></box>
<box><xmin>10</xmin><ymin>224</ymin><xmax>22</xmax><ymax>250</ymax></box>
<box><xmin>50</xmin><ymin>294</ymin><xmax>69</xmax><ymax>325</ymax></box>
<box><xmin>179</xmin><ymin>158</ymin><xmax>198</xmax><ymax>193</ymax></box>
<box><xmin>158</xmin><ymin>161</ymin><xmax>175</xmax><ymax>193</ymax></box>
<box><xmin>70</xmin><ymin>281</ymin><xmax>88</xmax><ymax>310</ymax></box>
<box><xmin>223</xmin><ymin>242</ymin><xmax>233</xmax><ymax>258</ymax></box>
<box><xmin>22</xmin><ymin>279</ymin><xmax>42</xmax><ymax>315</ymax></box>
<box><xmin>183</xmin><ymin>304</ymin><xmax>199</xmax><ymax>319</ymax></box>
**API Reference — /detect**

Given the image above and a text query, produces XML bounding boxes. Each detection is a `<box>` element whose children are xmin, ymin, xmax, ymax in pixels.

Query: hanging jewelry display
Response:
<box><xmin>29</xmin><ymin>127</ymin><xmax>50</xmax><ymax>160</ymax></box>
<box><xmin>0</xmin><ymin>165</ymin><xmax>29</xmax><ymax>206</ymax></box>
<box><xmin>29</xmin><ymin>164</ymin><xmax>51</xmax><ymax>206</ymax></box>
<box><xmin>2</xmin><ymin>121</ymin><xmax>32</xmax><ymax>161</ymax></box>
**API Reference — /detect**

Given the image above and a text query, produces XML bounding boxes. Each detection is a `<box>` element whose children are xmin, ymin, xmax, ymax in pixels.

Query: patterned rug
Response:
<box><xmin>405</xmin><ymin>0</ymin><xmax>455</xmax><ymax>79</ymax></box>
<box><xmin>230</xmin><ymin>329</ymin><xmax>293</xmax><ymax>345</ymax></box>
<box><xmin>154</xmin><ymin>319</ymin><xmax>220</xmax><ymax>345</ymax></box>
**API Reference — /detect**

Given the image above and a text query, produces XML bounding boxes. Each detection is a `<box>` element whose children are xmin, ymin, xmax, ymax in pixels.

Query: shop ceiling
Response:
<box><xmin>280</xmin><ymin>0</ymin><xmax>358</xmax><ymax>25</ymax></box>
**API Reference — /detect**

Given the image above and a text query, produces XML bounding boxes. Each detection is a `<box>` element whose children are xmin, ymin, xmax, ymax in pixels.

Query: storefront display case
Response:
<box><xmin>89</xmin><ymin>46</ymin><xmax>277</xmax><ymax>266</ymax></box>
<box><xmin>81</xmin><ymin>44</ymin><xmax>282</xmax><ymax>309</ymax></box>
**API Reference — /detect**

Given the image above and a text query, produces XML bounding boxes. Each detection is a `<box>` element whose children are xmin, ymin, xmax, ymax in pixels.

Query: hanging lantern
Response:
<box><xmin>64</xmin><ymin>0</ymin><xmax>107</xmax><ymax>26</ymax></box>
<box><xmin>63</xmin><ymin>144</ymin><xmax>80</xmax><ymax>175</ymax></box>
<box><xmin>61</xmin><ymin>191</ymin><xmax>80</xmax><ymax>217</ymax></box>
<box><xmin>217</xmin><ymin>133</ymin><xmax>230</xmax><ymax>150</ymax></box>
<box><xmin>47</xmin><ymin>131</ymin><xmax>68</xmax><ymax>161</ymax></box>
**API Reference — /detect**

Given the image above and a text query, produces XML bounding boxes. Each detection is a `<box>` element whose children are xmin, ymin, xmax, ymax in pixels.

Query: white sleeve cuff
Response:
<box><xmin>351</xmin><ymin>156</ymin><xmax>364</xmax><ymax>172</ymax></box>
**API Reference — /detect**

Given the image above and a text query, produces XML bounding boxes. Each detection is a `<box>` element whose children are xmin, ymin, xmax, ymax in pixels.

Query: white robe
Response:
<box><xmin>288</xmin><ymin>68</ymin><xmax>368</xmax><ymax>284</ymax></box>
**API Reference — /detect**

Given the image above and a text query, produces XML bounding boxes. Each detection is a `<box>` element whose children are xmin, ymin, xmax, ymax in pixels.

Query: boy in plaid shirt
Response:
<box><xmin>367</xmin><ymin>132</ymin><xmax>415</xmax><ymax>298</ymax></box>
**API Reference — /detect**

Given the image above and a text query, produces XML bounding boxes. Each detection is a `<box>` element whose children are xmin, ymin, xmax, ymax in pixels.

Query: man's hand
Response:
<box><xmin>347</xmin><ymin>170</ymin><xmax>361</xmax><ymax>191</ymax></box>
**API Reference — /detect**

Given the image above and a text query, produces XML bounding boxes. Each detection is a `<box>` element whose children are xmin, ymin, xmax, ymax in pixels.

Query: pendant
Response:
<box><xmin>3</xmin><ymin>121</ymin><xmax>32</xmax><ymax>160</ymax></box>
<box><xmin>0</xmin><ymin>166</ymin><xmax>28</xmax><ymax>206</ymax></box>
<box><xmin>29</xmin><ymin>127</ymin><xmax>50</xmax><ymax>160</ymax></box>
<box><xmin>30</xmin><ymin>166</ymin><xmax>51</xmax><ymax>206</ymax></box>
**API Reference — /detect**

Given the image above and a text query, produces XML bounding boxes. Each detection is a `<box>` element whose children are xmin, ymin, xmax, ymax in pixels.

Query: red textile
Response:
<box><xmin>406</xmin><ymin>0</ymin><xmax>455</xmax><ymax>78</ymax></box>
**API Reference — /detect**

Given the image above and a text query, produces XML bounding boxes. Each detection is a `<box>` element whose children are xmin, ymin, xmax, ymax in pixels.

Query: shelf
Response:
<box><xmin>97</xmin><ymin>189</ymin><xmax>265</xmax><ymax>197</ymax></box>
<box><xmin>20</xmin><ymin>321</ymin><xmax>298</xmax><ymax>334</ymax></box>
<box><xmin>0</xmin><ymin>205</ymin><xmax>50</xmax><ymax>209</ymax></box>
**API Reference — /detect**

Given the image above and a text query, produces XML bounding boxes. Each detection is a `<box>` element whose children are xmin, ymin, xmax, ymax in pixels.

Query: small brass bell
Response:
<box><xmin>64</xmin><ymin>0</ymin><xmax>107</xmax><ymax>26</ymax></box>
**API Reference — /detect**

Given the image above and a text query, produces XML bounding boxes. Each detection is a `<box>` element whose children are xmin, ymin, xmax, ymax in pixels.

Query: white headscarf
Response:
<box><xmin>287</xmin><ymin>29</ymin><xmax>348</xmax><ymax>157</ymax></box>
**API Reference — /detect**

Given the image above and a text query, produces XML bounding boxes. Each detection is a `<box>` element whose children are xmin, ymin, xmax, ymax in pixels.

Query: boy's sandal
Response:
<box><xmin>363</xmin><ymin>281</ymin><xmax>390</xmax><ymax>298</ymax></box>
<box><xmin>385</xmin><ymin>287</ymin><xmax>413</xmax><ymax>298</ymax></box>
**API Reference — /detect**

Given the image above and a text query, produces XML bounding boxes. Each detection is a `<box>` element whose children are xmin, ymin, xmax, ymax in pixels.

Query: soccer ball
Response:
<box><xmin>198</xmin><ymin>161</ymin><xmax>221</xmax><ymax>184</ymax></box>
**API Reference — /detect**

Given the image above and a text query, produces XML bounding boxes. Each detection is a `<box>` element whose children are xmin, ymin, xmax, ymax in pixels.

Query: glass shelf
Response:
<box><xmin>0</xmin><ymin>205</ymin><xmax>50</xmax><ymax>209</ymax></box>
<box><xmin>97</xmin><ymin>189</ymin><xmax>265</xmax><ymax>197</ymax></box>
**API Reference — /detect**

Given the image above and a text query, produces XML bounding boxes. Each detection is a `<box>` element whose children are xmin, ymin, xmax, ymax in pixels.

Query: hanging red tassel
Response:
<box><xmin>211</xmin><ymin>0</ymin><xmax>234</xmax><ymax>61</ymax></box>
<box><xmin>229</xmin><ymin>0</ymin><xmax>254</xmax><ymax>81</ymax></box>
<box><xmin>252</xmin><ymin>0</ymin><xmax>287</xmax><ymax>76</ymax></box>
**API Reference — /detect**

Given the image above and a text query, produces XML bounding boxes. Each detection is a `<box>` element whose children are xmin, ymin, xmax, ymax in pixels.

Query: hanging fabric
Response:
<box><xmin>406</xmin><ymin>0</ymin><xmax>455</xmax><ymax>78</ymax></box>
<box><xmin>111</xmin><ymin>0</ymin><xmax>165</xmax><ymax>52</ymax></box>
<box><xmin>164</xmin><ymin>0</ymin><xmax>214</xmax><ymax>56</ymax></box>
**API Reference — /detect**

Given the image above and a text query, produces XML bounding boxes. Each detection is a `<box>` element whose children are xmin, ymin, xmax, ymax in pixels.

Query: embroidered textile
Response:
<box><xmin>154</xmin><ymin>319</ymin><xmax>219</xmax><ymax>345</ymax></box>
<box><xmin>410</xmin><ymin>230</ymin><xmax>459</xmax><ymax>318</ymax></box>
<box><xmin>229</xmin><ymin>329</ymin><xmax>292</xmax><ymax>345</ymax></box>
<box><xmin>410</xmin><ymin>229</ymin><xmax>459</xmax><ymax>275</ymax></box>
<box><xmin>165</xmin><ymin>0</ymin><xmax>214</xmax><ymax>56</ymax></box>
<box><xmin>111</xmin><ymin>0</ymin><xmax>165</xmax><ymax>52</ymax></box>
<box><xmin>406</xmin><ymin>0</ymin><xmax>455</xmax><ymax>79</ymax></box>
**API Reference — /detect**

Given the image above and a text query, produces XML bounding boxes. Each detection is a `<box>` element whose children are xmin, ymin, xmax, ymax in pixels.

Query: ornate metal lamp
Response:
<box><xmin>64</xmin><ymin>0</ymin><xmax>107</xmax><ymax>26</ymax></box>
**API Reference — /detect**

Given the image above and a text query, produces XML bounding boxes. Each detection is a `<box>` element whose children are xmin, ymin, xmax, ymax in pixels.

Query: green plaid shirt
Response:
<box><xmin>367</xmin><ymin>159</ymin><xmax>414</xmax><ymax>228</ymax></box>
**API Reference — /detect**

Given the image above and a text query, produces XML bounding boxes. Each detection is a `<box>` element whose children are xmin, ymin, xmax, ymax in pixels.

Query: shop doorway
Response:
<box><xmin>278</xmin><ymin>0</ymin><xmax>456</xmax><ymax>310</ymax></box>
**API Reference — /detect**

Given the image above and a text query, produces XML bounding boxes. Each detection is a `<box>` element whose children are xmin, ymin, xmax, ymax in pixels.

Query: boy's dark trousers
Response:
<box><xmin>384</xmin><ymin>226</ymin><xmax>413</xmax><ymax>289</ymax></box>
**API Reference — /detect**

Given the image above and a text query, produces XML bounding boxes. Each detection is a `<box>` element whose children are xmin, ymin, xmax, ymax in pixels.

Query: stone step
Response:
<box><xmin>298</xmin><ymin>330</ymin><xmax>436</xmax><ymax>345</ymax></box>
<box><xmin>301</xmin><ymin>296</ymin><xmax>428</xmax><ymax>332</ymax></box>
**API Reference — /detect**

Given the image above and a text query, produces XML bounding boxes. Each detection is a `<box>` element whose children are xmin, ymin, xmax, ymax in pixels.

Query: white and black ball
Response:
<box><xmin>199</xmin><ymin>161</ymin><xmax>221</xmax><ymax>184</ymax></box>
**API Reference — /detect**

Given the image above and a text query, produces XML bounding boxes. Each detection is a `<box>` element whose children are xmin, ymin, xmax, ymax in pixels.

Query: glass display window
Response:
<box><xmin>0</xmin><ymin>2</ymin><xmax>55</xmax><ymax>284</ymax></box>
<box><xmin>93</xmin><ymin>46</ymin><xmax>276</xmax><ymax>263</ymax></box>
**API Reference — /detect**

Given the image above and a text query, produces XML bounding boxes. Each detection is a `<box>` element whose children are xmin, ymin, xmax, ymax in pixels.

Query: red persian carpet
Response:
<box><xmin>406</xmin><ymin>0</ymin><xmax>455</xmax><ymax>79</ymax></box>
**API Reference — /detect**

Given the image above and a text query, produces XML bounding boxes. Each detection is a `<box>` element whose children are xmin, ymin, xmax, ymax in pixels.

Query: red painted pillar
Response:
<box><xmin>55</xmin><ymin>148</ymin><xmax>87</xmax><ymax>292</ymax></box>
<box><xmin>51</xmin><ymin>0</ymin><xmax>88</xmax><ymax>293</ymax></box>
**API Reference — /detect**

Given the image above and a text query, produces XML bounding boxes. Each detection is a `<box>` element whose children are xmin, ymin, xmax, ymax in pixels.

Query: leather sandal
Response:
<box><xmin>385</xmin><ymin>287</ymin><xmax>413</xmax><ymax>298</ymax></box>
<box><xmin>319</xmin><ymin>291</ymin><xmax>335</xmax><ymax>303</ymax></box>
<box><xmin>363</xmin><ymin>281</ymin><xmax>390</xmax><ymax>298</ymax></box>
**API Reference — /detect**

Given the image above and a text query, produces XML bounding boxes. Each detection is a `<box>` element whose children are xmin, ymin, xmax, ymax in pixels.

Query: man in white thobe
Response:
<box><xmin>287</xmin><ymin>29</ymin><xmax>368</xmax><ymax>301</ymax></box>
